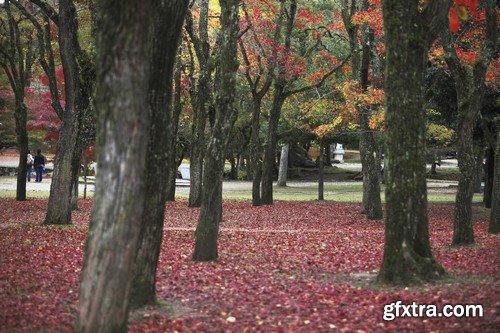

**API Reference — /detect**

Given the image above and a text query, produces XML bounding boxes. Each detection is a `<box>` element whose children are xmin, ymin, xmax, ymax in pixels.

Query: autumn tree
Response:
<box><xmin>76</xmin><ymin>0</ymin><xmax>187</xmax><ymax>330</ymax></box>
<box><xmin>377</xmin><ymin>0</ymin><xmax>449</xmax><ymax>285</ymax></box>
<box><xmin>193</xmin><ymin>0</ymin><xmax>240</xmax><ymax>261</ymax></box>
<box><xmin>0</xmin><ymin>0</ymin><xmax>35</xmax><ymax>201</ymax></box>
<box><xmin>441</xmin><ymin>0</ymin><xmax>497</xmax><ymax>245</ymax></box>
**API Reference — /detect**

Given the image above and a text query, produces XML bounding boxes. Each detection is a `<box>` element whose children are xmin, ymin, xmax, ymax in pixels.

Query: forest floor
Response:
<box><xmin>0</xmin><ymin>198</ymin><xmax>497</xmax><ymax>332</ymax></box>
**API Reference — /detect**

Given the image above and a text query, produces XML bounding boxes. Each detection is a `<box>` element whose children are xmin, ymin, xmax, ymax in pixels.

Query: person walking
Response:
<box><xmin>26</xmin><ymin>150</ymin><xmax>34</xmax><ymax>182</ymax></box>
<box><xmin>34</xmin><ymin>149</ymin><xmax>46</xmax><ymax>182</ymax></box>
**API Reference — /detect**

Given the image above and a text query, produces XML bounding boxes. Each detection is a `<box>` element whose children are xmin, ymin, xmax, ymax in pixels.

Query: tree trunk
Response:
<box><xmin>377</xmin><ymin>0</ymin><xmax>447</xmax><ymax>285</ymax></box>
<box><xmin>76</xmin><ymin>1</ymin><xmax>181</xmax><ymax>331</ymax></box>
<box><xmin>44</xmin><ymin>0</ymin><xmax>81</xmax><ymax>225</ymax></box>
<box><xmin>473</xmin><ymin>145</ymin><xmax>483</xmax><ymax>193</ymax></box>
<box><xmin>229</xmin><ymin>155</ymin><xmax>237</xmax><ymax>180</ymax></box>
<box><xmin>277</xmin><ymin>143</ymin><xmax>289</xmax><ymax>187</ymax></box>
<box><xmin>129</xmin><ymin>1</ymin><xmax>187</xmax><ymax>309</ymax></box>
<box><xmin>359</xmin><ymin>24</ymin><xmax>382</xmax><ymax>220</ymax></box>
<box><xmin>261</xmin><ymin>87</ymin><xmax>285</xmax><ymax>205</ymax></box>
<box><xmin>318</xmin><ymin>140</ymin><xmax>324</xmax><ymax>201</ymax></box>
<box><xmin>166</xmin><ymin>56</ymin><xmax>184</xmax><ymax>202</ymax></box>
<box><xmin>193</xmin><ymin>0</ymin><xmax>239</xmax><ymax>262</ymax></box>
<box><xmin>14</xmin><ymin>103</ymin><xmax>28</xmax><ymax>201</ymax></box>
<box><xmin>250</xmin><ymin>101</ymin><xmax>263</xmax><ymax>205</ymax></box>
<box><xmin>445</xmin><ymin>0</ymin><xmax>497</xmax><ymax>245</ymax></box>
<box><xmin>489</xmin><ymin>133</ymin><xmax>499</xmax><ymax>234</ymax></box>
<box><xmin>483</xmin><ymin>146</ymin><xmax>494</xmax><ymax>208</ymax></box>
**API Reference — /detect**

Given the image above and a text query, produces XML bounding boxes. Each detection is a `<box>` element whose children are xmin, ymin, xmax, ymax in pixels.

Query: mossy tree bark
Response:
<box><xmin>76</xmin><ymin>0</ymin><xmax>180</xmax><ymax>331</ymax></box>
<box><xmin>130</xmin><ymin>1</ymin><xmax>187</xmax><ymax>309</ymax></box>
<box><xmin>193</xmin><ymin>0</ymin><xmax>240</xmax><ymax>262</ymax></box>
<box><xmin>442</xmin><ymin>0</ymin><xmax>497</xmax><ymax>245</ymax></box>
<box><xmin>489</xmin><ymin>132</ymin><xmax>500</xmax><ymax>234</ymax></box>
<box><xmin>377</xmin><ymin>0</ymin><xmax>449</xmax><ymax>285</ymax></box>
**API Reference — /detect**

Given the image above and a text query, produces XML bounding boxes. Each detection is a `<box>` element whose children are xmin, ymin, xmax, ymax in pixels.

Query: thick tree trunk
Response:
<box><xmin>483</xmin><ymin>146</ymin><xmax>494</xmax><ymax>208</ymax></box>
<box><xmin>130</xmin><ymin>1</ymin><xmax>187</xmax><ymax>309</ymax></box>
<box><xmin>489</xmin><ymin>133</ymin><xmax>500</xmax><ymax>233</ymax></box>
<box><xmin>188</xmin><ymin>90</ymin><xmax>207</xmax><ymax>207</ymax></box>
<box><xmin>44</xmin><ymin>0</ymin><xmax>81</xmax><ymax>225</ymax></box>
<box><xmin>318</xmin><ymin>140</ymin><xmax>324</xmax><ymax>201</ymax></box>
<box><xmin>75</xmin><ymin>1</ymin><xmax>173</xmax><ymax>331</ymax></box>
<box><xmin>377</xmin><ymin>0</ymin><xmax>446</xmax><ymax>285</ymax></box>
<box><xmin>193</xmin><ymin>0</ymin><xmax>239</xmax><ymax>262</ymax></box>
<box><xmin>473</xmin><ymin>145</ymin><xmax>483</xmax><ymax>193</ymax></box>
<box><xmin>277</xmin><ymin>143</ymin><xmax>289</xmax><ymax>187</ymax></box>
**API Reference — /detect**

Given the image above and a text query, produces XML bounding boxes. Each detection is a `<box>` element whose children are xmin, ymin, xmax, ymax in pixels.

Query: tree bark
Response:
<box><xmin>473</xmin><ymin>145</ymin><xmax>483</xmax><ymax>193</ymax></box>
<box><xmin>443</xmin><ymin>0</ymin><xmax>497</xmax><ymax>246</ymax></box>
<box><xmin>318</xmin><ymin>140</ymin><xmax>324</xmax><ymax>201</ymax></box>
<box><xmin>76</xmin><ymin>0</ymin><xmax>176</xmax><ymax>331</ymax></box>
<box><xmin>44</xmin><ymin>0</ymin><xmax>81</xmax><ymax>225</ymax></box>
<box><xmin>193</xmin><ymin>0</ymin><xmax>239</xmax><ymax>262</ymax></box>
<box><xmin>483</xmin><ymin>146</ymin><xmax>494</xmax><ymax>208</ymax></box>
<box><xmin>377</xmin><ymin>0</ymin><xmax>448</xmax><ymax>285</ymax></box>
<box><xmin>489</xmin><ymin>132</ymin><xmax>500</xmax><ymax>234</ymax></box>
<box><xmin>186</xmin><ymin>1</ymin><xmax>212</xmax><ymax>208</ymax></box>
<box><xmin>358</xmin><ymin>23</ymin><xmax>382</xmax><ymax>220</ymax></box>
<box><xmin>166</xmin><ymin>55</ymin><xmax>184</xmax><ymax>202</ymax></box>
<box><xmin>277</xmin><ymin>143</ymin><xmax>289</xmax><ymax>187</ymax></box>
<box><xmin>129</xmin><ymin>1</ymin><xmax>187</xmax><ymax>309</ymax></box>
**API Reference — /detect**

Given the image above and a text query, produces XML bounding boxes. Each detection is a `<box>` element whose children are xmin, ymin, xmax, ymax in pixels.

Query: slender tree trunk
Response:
<box><xmin>483</xmin><ymin>146</ymin><xmax>494</xmax><ymax>208</ymax></box>
<box><xmin>277</xmin><ymin>143</ymin><xmax>289</xmax><ymax>187</ymax></box>
<box><xmin>377</xmin><ymin>0</ymin><xmax>447</xmax><ymax>285</ymax></box>
<box><xmin>318</xmin><ymin>140</ymin><xmax>324</xmax><ymax>201</ymax></box>
<box><xmin>444</xmin><ymin>0</ymin><xmax>497</xmax><ymax>245</ymax></box>
<box><xmin>44</xmin><ymin>0</ymin><xmax>81</xmax><ymax>225</ymax></box>
<box><xmin>261</xmin><ymin>87</ymin><xmax>285</xmax><ymax>205</ymax></box>
<box><xmin>166</xmin><ymin>56</ymin><xmax>184</xmax><ymax>202</ymax></box>
<box><xmin>359</xmin><ymin>24</ymin><xmax>382</xmax><ymax>220</ymax></box>
<box><xmin>193</xmin><ymin>0</ymin><xmax>239</xmax><ymax>262</ymax></box>
<box><xmin>473</xmin><ymin>145</ymin><xmax>483</xmax><ymax>193</ymax></box>
<box><xmin>489</xmin><ymin>133</ymin><xmax>499</xmax><ymax>233</ymax></box>
<box><xmin>76</xmin><ymin>1</ymin><xmax>177</xmax><ymax>331</ymax></box>
<box><xmin>250</xmin><ymin>101</ymin><xmax>262</xmax><ymax>205</ymax></box>
<box><xmin>14</xmin><ymin>103</ymin><xmax>28</xmax><ymax>201</ymax></box>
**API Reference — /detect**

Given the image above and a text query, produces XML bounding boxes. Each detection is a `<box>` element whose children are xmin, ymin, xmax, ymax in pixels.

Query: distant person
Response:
<box><xmin>34</xmin><ymin>149</ymin><xmax>46</xmax><ymax>182</ymax></box>
<box><xmin>26</xmin><ymin>150</ymin><xmax>34</xmax><ymax>182</ymax></box>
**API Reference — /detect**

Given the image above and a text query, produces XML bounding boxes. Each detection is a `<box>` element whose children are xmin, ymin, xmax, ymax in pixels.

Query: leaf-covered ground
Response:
<box><xmin>0</xmin><ymin>198</ymin><xmax>498</xmax><ymax>332</ymax></box>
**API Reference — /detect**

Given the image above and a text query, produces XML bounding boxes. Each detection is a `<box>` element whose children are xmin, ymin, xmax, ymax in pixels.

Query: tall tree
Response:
<box><xmin>442</xmin><ymin>0</ymin><xmax>497</xmax><ymax>245</ymax></box>
<box><xmin>0</xmin><ymin>0</ymin><xmax>31</xmax><ymax>201</ymax></box>
<box><xmin>489</xmin><ymin>130</ymin><xmax>499</xmax><ymax>234</ymax></box>
<box><xmin>193</xmin><ymin>0</ymin><xmax>240</xmax><ymax>261</ymax></box>
<box><xmin>39</xmin><ymin>0</ymin><xmax>83</xmax><ymax>225</ymax></box>
<box><xmin>76</xmin><ymin>0</ymin><xmax>186</xmax><ymax>331</ymax></box>
<box><xmin>377</xmin><ymin>0</ymin><xmax>449</xmax><ymax>285</ymax></box>
<box><xmin>130</xmin><ymin>1</ymin><xmax>187</xmax><ymax>308</ymax></box>
<box><xmin>185</xmin><ymin>0</ymin><xmax>212</xmax><ymax>208</ymax></box>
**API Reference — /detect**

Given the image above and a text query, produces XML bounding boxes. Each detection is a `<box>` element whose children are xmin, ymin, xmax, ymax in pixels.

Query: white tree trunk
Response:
<box><xmin>277</xmin><ymin>143</ymin><xmax>289</xmax><ymax>187</ymax></box>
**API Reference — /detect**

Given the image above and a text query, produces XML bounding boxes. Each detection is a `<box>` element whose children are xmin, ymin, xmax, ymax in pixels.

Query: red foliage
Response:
<box><xmin>0</xmin><ymin>199</ymin><xmax>498</xmax><ymax>332</ymax></box>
